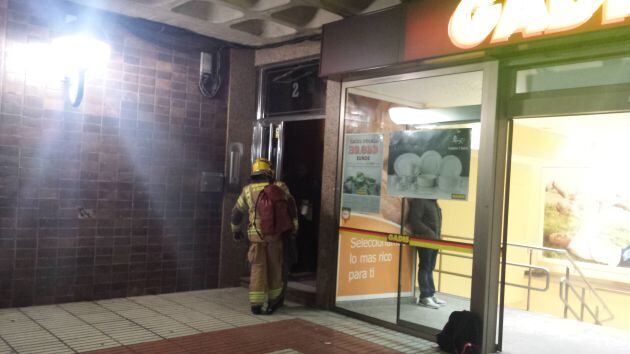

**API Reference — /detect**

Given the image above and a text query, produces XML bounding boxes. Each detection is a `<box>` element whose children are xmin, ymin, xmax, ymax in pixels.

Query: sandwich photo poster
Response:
<box><xmin>541</xmin><ymin>167</ymin><xmax>630</xmax><ymax>268</ymax></box>
<box><xmin>341</xmin><ymin>133</ymin><xmax>384</xmax><ymax>214</ymax></box>
<box><xmin>387</xmin><ymin>129</ymin><xmax>471</xmax><ymax>201</ymax></box>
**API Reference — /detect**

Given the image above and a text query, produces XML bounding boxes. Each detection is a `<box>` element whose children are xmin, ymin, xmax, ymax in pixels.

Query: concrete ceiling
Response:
<box><xmin>66</xmin><ymin>0</ymin><xmax>401</xmax><ymax>47</ymax></box>
<box><xmin>349</xmin><ymin>71</ymin><xmax>484</xmax><ymax>109</ymax></box>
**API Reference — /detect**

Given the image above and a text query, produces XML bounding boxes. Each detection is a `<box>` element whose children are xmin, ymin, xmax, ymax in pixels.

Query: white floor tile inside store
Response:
<box><xmin>0</xmin><ymin>288</ymin><xmax>441</xmax><ymax>354</ymax></box>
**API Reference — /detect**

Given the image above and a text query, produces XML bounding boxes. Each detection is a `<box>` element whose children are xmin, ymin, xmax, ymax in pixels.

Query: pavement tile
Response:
<box><xmin>0</xmin><ymin>288</ymin><xmax>438</xmax><ymax>354</ymax></box>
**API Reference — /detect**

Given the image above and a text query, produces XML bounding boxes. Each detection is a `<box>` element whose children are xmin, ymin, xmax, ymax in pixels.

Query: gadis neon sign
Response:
<box><xmin>448</xmin><ymin>0</ymin><xmax>630</xmax><ymax>49</ymax></box>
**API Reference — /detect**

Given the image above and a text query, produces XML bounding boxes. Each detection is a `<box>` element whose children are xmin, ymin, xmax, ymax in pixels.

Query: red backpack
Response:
<box><xmin>254</xmin><ymin>183</ymin><xmax>294</xmax><ymax>237</ymax></box>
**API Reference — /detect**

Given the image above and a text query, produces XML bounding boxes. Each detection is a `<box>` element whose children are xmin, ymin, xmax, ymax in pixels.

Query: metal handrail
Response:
<box><xmin>508</xmin><ymin>241</ymin><xmax>614</xmax><ymax>323</ymax></box>
<box><xmin>432</xmin><ymin>239</ymin><xmax>615</xmax><ymax>324</ymax></box>
<box><xmin>560</xmin><ymin>273</ymin><xmax>602</xmax><ymax>324</ymax></box>
<box><xmin>436</xmin><ymin>251</ymin><xmax>550</xmax><ymax>292</ymax></box>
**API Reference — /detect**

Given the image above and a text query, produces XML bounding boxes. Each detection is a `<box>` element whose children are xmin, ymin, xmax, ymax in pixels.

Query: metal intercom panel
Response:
<box><xmin>200</xmin><ymin>172</ymin><xmax>224</xmax><ymax>192</ymax></box>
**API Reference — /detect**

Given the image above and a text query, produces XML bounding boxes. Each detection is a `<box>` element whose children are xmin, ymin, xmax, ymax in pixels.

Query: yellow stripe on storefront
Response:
<box><xmin>339</xmin><ymin>228</ymin><xmax>473</xmax><ymax>254</ymax></box>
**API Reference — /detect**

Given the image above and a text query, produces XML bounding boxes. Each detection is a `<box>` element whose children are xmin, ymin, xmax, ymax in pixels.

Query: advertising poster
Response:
<box><xmin>342</xmin><ymin>133</ymin><xmax>384</xmax><ymax>214</ymax></box>
<box><xmin>336</xmin><ymin>224</ymin><xmax>414</xmax><ymax>301</ymax></box>
<box><xmin>542</xmin><ymin>167</ymin><xmax>630</xmax><ymax>268</ymax></box>
<box><xmin>387</xmin><ymin>129</ymin><xmax>471</xmax><ymax>201</ymax></box>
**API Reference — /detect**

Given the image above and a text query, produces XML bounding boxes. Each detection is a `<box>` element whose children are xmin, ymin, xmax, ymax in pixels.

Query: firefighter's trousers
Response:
<box><xmin>248</xmin><ymin>240</ymin><xmax>283</xmax><ymax>306</ymax></box>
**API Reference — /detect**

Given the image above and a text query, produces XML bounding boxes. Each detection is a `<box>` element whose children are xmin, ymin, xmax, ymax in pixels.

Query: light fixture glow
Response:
<box><xmin>6</xmin><ymin>43</ymin><xmax>59</xmax><ymax>84</ymax></box>
<box><xmin>388</xmin><ymin>107</ymin><xmax>450</xmax><ymax>126</ymax></box>
<box><xmin>51</xmin><ymin>32</ymin><xmax>111</xmax><ymax>107</ymax></box>
<box><xmin>51</xmin><ymin>34</ymin><xmax>111</xmax><ymax>74</ymax></box>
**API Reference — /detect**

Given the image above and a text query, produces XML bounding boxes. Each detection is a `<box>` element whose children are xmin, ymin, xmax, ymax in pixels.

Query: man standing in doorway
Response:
<box><xmin>231</xmin><ymin>158</ymin><xmax>299</xmax><ymax>315</ymax></box>
<box><xmin>405</xmin><ymin>198</ymin><xmax>446</xmax><ymax>309</ymax></box>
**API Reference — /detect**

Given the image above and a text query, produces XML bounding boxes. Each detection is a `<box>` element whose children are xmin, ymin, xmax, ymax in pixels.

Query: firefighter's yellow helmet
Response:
<box><xmin>252</xmin><ymin>158</ymin><xmax>272</xmax><ymax>175</ymax></box>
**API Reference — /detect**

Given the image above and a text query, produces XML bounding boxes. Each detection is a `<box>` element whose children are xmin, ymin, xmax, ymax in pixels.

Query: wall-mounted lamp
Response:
<box><xmin>52</xmin><ymin>17</ymin><xmax>111</xmax><ymax>107</ymax></box>
<box><xmin>389</xmin><ymin>107</ymin><xmax>447</xmax><ymax>125</ymax></box>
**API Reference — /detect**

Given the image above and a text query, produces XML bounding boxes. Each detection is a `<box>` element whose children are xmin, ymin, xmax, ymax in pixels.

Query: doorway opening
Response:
<box><xmin>248</xmin><ymin>118</ymin><xmax>325</xmax><ymax>305</ymax></box>
<box><xmin>282</xmin><ymin>119</ymin><xmax>325</xmax><ymax>284</ymax></box>
<box><xmin>499</xmin><ymin>113</ymin><xmax>630</xmax><ymax>353</ymax></box>
<box><xmin>495</xmin><ymin>52</ymin><xmax>630</xmax><ymax>353</ymax></box>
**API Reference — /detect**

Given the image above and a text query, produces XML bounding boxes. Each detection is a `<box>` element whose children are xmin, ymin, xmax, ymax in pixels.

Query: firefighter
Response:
<box><xmin>231</xmin><ymin>158</ymin><xmax>299</xmax><ymax>315</ymax></box>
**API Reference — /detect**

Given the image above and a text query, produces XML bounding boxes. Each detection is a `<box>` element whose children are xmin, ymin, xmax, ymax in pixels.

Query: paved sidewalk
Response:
<box><xmin>85</xmin><ymin>318</ymin><xmax>402</xmax><ymax>353</ymax></box>
<box><xmin>0</xmin><ymin>288</ymin><xmax>440</xmax><ymax>353</ymax></box>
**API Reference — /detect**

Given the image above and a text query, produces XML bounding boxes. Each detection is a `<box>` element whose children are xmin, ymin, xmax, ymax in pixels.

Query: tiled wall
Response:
<box><xmin>0</xmin><ymin>0</ymin><xmax>228</xmax><ymax>307</ymax></box>
<box><xmin>217</xmin><ymin>49</ymin><xmax>254</xmax><ymax>287</ymax></box>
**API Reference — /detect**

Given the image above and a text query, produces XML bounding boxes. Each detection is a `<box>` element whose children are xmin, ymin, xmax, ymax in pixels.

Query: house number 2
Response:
<box><xmin>292</xmin><ymin>82</ymin><xmax>300</xmax><ymax>98</ymax></box>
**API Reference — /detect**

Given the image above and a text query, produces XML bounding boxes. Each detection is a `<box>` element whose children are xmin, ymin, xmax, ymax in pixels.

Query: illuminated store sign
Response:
<box><xmin>323</xmin><ymin>0</ymin><xmax>630</xmax><ymax>75</ymax></box>
<box><xmin>449</xmin><ymin>0</ymin><xmax>630</xmax><ymax>49</ymax></box>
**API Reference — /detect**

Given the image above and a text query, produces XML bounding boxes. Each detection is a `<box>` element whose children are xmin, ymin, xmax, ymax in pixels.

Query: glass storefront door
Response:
<box><xmin>334</xmin><ymin>63</ymin><xmax>499</xmax><ymax>339</ymax></box>
<box><xmin>396</xmin><ymin>119</ymin><xmax>481</xmax><ymax>333</ymax></box>
<box><xmin>498</xmin><ymin>56</ymin><xmax>630</xmax><ymax>353</ymax></box>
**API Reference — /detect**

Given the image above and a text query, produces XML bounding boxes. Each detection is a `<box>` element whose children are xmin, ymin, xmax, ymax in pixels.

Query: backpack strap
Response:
<box><xmin>252</xmin><ymin>180</ymin><xmax>273</xmax><ymax>240</ymax></box>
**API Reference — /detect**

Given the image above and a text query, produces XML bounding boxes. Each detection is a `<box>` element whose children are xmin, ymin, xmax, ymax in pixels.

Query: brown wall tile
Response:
<box><xmin>0</xmin><ymin>0</ymin><xmax>228</xmax><ymax>307</ymax></box>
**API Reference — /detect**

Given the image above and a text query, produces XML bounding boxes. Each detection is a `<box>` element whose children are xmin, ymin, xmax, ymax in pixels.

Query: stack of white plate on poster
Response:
<box><xmin>393</xmin><ymin>153</ymin><xmax>422</xmax><ymax>177</ymax></box>
<box><xmin>415</xmin><ymin>150</ymin><xmax>441</xmax><ymax>188</ymax></box>
<box><xmin>393</xmin><ymin>151</ymin><xmax>463</xmax><ymax>193</ymax></box>
<box><xmin>393</xmin><ymin>153</ymin><xmax>421</xmax><ymax>191</ymax></box>
<box><xmin>438</xmin><ymin>155</ymin><xmax>462</xmax><ymax>192</ymax></box>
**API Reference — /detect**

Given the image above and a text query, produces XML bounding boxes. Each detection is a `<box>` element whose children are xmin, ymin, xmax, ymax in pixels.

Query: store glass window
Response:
<box><xmin>336</xmin><ymin>70</ymin><xmax>484</xmax><ymax>332</ymax></box>
<box><xmin>516</xmin><ymin>56</ymin><xmax>630</xmax><ymax>94</ymax></box>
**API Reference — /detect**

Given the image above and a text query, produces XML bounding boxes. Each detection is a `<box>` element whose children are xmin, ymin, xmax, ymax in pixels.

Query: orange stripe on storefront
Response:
<box><xmin>339</xmin><ymin>226</ymin><xmax>473</xmax><ymax>254</ymax></box>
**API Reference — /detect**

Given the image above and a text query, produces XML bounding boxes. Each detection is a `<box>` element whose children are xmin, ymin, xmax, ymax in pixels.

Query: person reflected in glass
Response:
<box><xmin>405</xmin><ymin>198</ymin><xmax>445</xmax><ymax>309</ymax></box>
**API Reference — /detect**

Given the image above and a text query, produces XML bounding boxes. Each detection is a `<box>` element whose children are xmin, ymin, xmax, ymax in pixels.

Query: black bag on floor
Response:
<box><xmin>436</xmin><ymin>310</ymin><xmax>482</xmax><ymax>354</ymax></box>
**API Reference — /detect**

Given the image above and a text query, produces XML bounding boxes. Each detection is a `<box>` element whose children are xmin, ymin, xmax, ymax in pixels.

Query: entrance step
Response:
<box><xmin>240</xmin><ymin>275</ymin><xmax>317</xmax><ymax>307</ymax></box>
